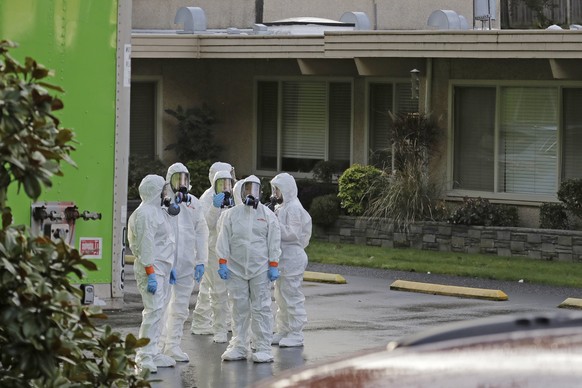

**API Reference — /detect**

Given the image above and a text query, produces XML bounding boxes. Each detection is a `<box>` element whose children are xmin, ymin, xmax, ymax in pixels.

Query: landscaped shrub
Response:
<box><xmin>309</xmin><ymin>194</ymin><xmax>340</xmax><ymax>227</ymax></box>
<box><xmin>128</xmin><ymin>155</ymin><xmax>167</xmax><ymax>200</ymax></box>
<box><xmin>539</xmin><ymin>202</ymin><xmax>569</xmax><ymax>230</ymax></box>
<box><xmin>338</xmin><ymin>164</ymin><xmax>382</xmax><ymax>216</ymax></box>
<box><xmin>364</xmin><ymin>158</ymin><xmax>442</xmax><ymax>230</ymax></box>
<box><xmin>297</xmin><ymin>179</ymin><xmax>338</xmax><ymax>212</ymax></box>
<box><xmin>449</xmin><ymin>197</ymin><xmax>519</xmax><ymax>227</ymax></box>
<box><xmin>185</xmin><ymin>159</ymin><xmax>212</xmax><ymax>197</ymax></box>
<box><xmin>557</xmin><ymin>178</ymin><xmax>582</xmax><ymax>219</ymax></box>
<box><xmin>0</xmin><ymin>40</ymin><xmax>148</xmax><ymax>387</ymax></box>
<box><xmin>165</xmin><ymin>104</ymin><xmax>221</xmax><ymax>162</ymax></box>
<box><xmin>312</xmin><ymin>161</ymin><xmax>344</xmax><ymax>184</ymax></box>
<box><xmin>494</xmin><ymin>204</ymin><xmax>520</xmax><ymax>227</ymax></box>
<box><xmin>390</xmin><ymin>112</ymin><xmax>441</xmax><ymax>169</ymax></box>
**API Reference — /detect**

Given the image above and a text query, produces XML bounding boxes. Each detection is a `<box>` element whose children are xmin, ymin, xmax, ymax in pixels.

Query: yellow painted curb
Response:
<box><xmin>390</xmin><ymin>279</ymin><xmax>508</xmax><ymax>301</ymax></box>
<box><xmin>303</xmin><ymin>271</ymin><xmax>347</xmax><ymax>284</ymax></box>
<box><xmin>125</xmin><ymin>255</ymin><xmax>135</xmax><ymax>265</ymax></box>
<box><xmin>558</xmin><ymin>297</ymin><xmax>582</xmax><ymax>309</ymax></box>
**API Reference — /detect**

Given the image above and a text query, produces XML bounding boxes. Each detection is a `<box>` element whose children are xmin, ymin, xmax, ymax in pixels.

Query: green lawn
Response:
<box><xmin>306</xmin><ymin>240</ymin><xmax>582</xmax><ymax>288</ymax></box>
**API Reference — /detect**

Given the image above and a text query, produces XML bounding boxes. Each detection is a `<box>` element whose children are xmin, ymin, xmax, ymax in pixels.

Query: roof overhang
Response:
<box><xmin>132</xmin><ymin>30</ymin><xmax>582</xmax><ymax>60</ymax></box>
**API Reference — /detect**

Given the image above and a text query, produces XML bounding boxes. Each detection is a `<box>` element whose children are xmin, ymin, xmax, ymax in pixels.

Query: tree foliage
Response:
<box><xmin>165</xmin><ymin>104</ymin><xmax>221</xmax><ymax>162</ymax></box>
<box><xmin>0</xmin><ymin>40</ymin><xmax>150</xmax><ymax>387</ymax></box>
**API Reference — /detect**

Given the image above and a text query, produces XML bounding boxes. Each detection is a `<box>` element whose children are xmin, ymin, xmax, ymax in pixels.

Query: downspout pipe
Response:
<box><xmin>425</xmin><ymin>58</ymin><xmax>432</xmax><ymax>114</ymax></box>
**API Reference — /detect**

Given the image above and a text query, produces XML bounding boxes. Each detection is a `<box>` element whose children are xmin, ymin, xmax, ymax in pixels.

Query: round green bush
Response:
<box><xmin>309</xmin><ymin>194</ymin><xmax>340</xmax><ymax>227</ymax></box>
<box><xmin>338</xmin><ymin>164</ymin><xmax>382</xmax><ymax>216</ymax></box>
<box><xmin>539</xmin><ymin>202</ymin><xmax>569</xmax><ymax>230</ymax></box>
<box><xmin>558</xmin><ymin>178</ymin><xmax>582</xmax><ymax>218</ymax></box>
<box><xmin>449</xmin><ymin>197</ymin><xmax>519</xmax><ymax>227</ymax></box>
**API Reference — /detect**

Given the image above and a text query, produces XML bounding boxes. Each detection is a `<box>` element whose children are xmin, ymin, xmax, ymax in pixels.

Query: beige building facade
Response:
<box><xmin>132</xmin><ymin>0</ymin><xmax>500</xmax><ymax>30</ymax></box>
<box><xmin>130</xmin><ymin>1</ymin><xmax>581</xmax><ymax>227</ymax></box>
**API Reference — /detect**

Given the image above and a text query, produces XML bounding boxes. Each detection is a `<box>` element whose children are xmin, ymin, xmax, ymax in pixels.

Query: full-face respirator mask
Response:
<box><xmin>241</xmin><ymin>181</ymin><xmax>261</xmax><ymax>210</ymax></box>
<box><xmin>267</xmin><ymin>185</ymin><xmax>283</xmax><ymax>211</ymax></box>
<box><xmin>215</xmin><ymin>177</ymin><xmax>234</xmax><ymax>208</ymax></box>
<box><xmin>161</xmin><ymin>172</ymin><xmax>191</xmax><ymax>216</ymax></box>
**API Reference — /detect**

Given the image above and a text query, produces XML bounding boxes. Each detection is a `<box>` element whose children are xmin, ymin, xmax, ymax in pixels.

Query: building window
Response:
<box><xmin>453</xmin><ymin>85</ymin><xmax>582</xmax><ymax>198</ymax></box>
<box><xmin>256</xmin><ymin>80</ymin><xmax>352</xmax><ymax>172</ymax></box>
<box><xmin>130</xmin><ymin>81</ymin><xmax>157</xmax><ymax>158</ymax></box>
<box><xmin>368</xmin><ymin>81</ymin><xmax>418</xmax><ymax>169</ymax></box>
<box><xmin>562</xmin><ymin>88</ymin><xmax>582</xmax><ymax>180</ymax></box>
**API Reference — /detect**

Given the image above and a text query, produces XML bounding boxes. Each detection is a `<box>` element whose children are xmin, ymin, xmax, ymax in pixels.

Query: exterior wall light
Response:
<box><xmin>410</xmin><ymin>69</ymin><xmax>420</xmax><ymax>99</ymax></box>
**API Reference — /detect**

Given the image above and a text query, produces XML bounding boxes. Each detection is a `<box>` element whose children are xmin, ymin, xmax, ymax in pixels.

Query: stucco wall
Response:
<box><xmin>132</xmin><ymin>0</ymin><xmax>500</xmax><ymax>30</ymax></box>
<box><xmin>132</xmin><ymin>0</ymin><xmax>256</xmax><ymax>30</ymax></box>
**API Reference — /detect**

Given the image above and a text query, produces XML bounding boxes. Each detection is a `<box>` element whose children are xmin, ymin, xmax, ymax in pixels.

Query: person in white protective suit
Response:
<box><xmin>189</xmin><ymin>169</ymin><xmax>234</xmax><ymax>344</ymax></box>
<box><xmin>269</xmin><ymin>172</ymin><xmax>312</xmax><ymax>347</ymax></box>
<box><xmin>127</xmin><ymin>174</ymin><xmax>177</xmax><ymax>374</ymax></box>
<box><xmin>161</xmin><ymin>163</ymin><xmax>209</xmax><ymax>362</ymax></box>
<box><xmin>191</xmin><ymin>162</ymin><xmax>235</xmax><ymax>340</ymax></box>
<box><xmin>216</xmin><ymin>175</ymin><xmax>281</xmax><ymax>363</ymax></box>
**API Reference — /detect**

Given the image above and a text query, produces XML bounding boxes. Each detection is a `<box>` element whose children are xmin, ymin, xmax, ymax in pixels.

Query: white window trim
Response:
<box><xmin>253</xmin><ymin>76</ymin><xmax>354</xmax><ymax>179</ymax></box>
<box><xmin>447</xmin><ymin>79</ymin><xmax>582</xmax><ymax>204</ymax></box>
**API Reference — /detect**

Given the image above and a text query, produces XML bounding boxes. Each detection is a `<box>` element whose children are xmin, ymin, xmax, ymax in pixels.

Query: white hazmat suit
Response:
<box><xmin>216</xmin><ymin>175</ymin><xmax>281</xmax><ymax>363</ymax></box>
<box><xmin>191</xmin><ymin>162</ymin><xmax>234</xmax><ymax>339</ymax></box>
<box><xmin>162</xmin><ymin>163</ymin><xmax>209</xmax><ymax>362</ymax></box>
<box><xmin>270</xmin><ymin>172</ymin><xmax>312</xmax><ymax>347</ymax></box>
<box><xmin>127</xmin><ymin>174</ymin><xmax>176</xmax><ymax>373</ymax></box>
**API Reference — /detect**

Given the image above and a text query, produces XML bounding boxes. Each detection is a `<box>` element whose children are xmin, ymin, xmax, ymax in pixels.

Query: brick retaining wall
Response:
<box><xmin>313</xmin><ymin>216</ymin><xmax>582</xmax><ymax>262</ymax></box>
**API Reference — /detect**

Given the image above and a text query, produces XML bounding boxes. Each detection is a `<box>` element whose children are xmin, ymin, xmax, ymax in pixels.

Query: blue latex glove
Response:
<box><xmin>147</xmin><ymin>273</ymin><xmax>157</xmax><ymax>294</ymax></box>
<box><xmin>218</xmin><ymin>263</ymin><xmax>229</xmax><ymax>280</ymax></box>
<box><xmin>213</xmin><ymin>192</ymin><xmax>225</xmax><ymax>208</ymax></box>
<box><xmin>268</xmin><ymin>266</ymin><xmax>279</xmax><ymax>281</ymax></box>
<box><xmin>169</xmin><ymin>268</ymin><xmax>177</xmax><ymax>285</ymax></box>
<box><xmin>194</xmin><ymin>264</ymin><xmax>205</xmax><ymax>283</ymax></box>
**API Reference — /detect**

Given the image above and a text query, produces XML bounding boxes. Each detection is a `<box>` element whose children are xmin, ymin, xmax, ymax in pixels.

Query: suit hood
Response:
<box><xmin>139</xmin><ymin>174</ymin><xmax>165</xmax><ymax>205</ymax></box>
<box><xmin>271</xmin><ymin>172</ymin><xmax>298</xmax><ymax>203</ymax></box>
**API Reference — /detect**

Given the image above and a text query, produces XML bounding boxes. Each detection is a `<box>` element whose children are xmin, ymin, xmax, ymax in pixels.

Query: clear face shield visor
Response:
<box><xmin>241</xmin><ymin>182</ymin><xmax>261</xmax><ymax>201</ymax></box>
<box><xmin>271</xmin><ymin>185</ymin><xmax>282</xmax><ymax>201</ymax></box>
<box><xmin>215</xmin><ymin>178</ymin><xmax>234</xmax><ymax>195</ymax></box>
<box><xmin>170</xmin><ymin>172</ymin><xmax>190</xmax><ymax>194</ymax></box>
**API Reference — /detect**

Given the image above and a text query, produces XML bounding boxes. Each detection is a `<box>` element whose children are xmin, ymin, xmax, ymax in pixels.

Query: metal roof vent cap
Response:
<box><xmin>339</xmin><ymin>12</ymin><xmax>372</xmax><ymax>30</ymax></box>
<box><xmin>459</xmin><ymin>15</ymin><xmax>469</xmax><ymax>30</ymax></box>
<box><xmin>253</xmin><ymin>24</ymin><xmax>270</xmax><ymax>35</ymax></box>
<box><xmin>174</xmin><ymin>6</ymin><xmax>207</xmax><ymax>34</ymax></box>
<box><xmin>427</xmin><ymin>10</ymin><xmax>463</xmax><ymax>30</ymax></box>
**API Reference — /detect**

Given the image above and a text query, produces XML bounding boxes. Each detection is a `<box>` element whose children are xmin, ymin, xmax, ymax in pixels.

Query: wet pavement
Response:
<box><xmin>104</xmin><ymin>262</ymin><xmax>582</xmax><ymax>388</ymax></box>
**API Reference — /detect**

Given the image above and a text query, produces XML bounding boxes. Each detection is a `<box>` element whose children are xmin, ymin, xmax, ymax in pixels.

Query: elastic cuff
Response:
<box><xmin>268</xmin><ymin>261</ymin><xmax>278</xmax><ymax>267</ymax></box>
<box><xmin>219</xmin><ymin>258</ymin><xmax>227</xmax><ymax>265</ymax></box>
<box><xmin>144</xmin><ymin>265</ymin><xmax>155</xmax><ymax>275</ymax></box>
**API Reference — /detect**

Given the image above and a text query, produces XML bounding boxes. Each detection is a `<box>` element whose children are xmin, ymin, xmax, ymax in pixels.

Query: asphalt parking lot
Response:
<box><xmin>104</xmin><ymin>262</ymin><xmax>582</xmax><ymax>388</ymax></box>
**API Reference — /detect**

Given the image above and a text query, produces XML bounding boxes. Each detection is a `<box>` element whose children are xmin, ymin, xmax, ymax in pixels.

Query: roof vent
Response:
<box><xmin>459</xmin><ymin>15</ymin><xmax>469</xmax><ymax>30</ymax></box>
<box><xmin>253</xmin><ymin>24</ymin><xmax>270</xmax><ymax>34</ymax></box>
<box><xmin>174</xmin><ymin>7</ymin><xmax>207</xmax><ymax>33</ymax></box>
<box><xmin>427</xmin><ymin>10</ymin><xmax>468</xmax><ymax>30</ymax></box>
<box><xmin>339</xmin><ymin>12</ymin><xmax>372</xmax><ymax>30</ymax></box>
